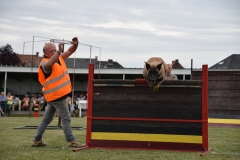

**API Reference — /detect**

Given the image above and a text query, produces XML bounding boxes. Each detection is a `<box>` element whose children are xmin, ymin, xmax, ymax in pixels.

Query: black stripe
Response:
<box><xmin>92</xmin><ymin>100</ymin><xmax>202</xmax><ymax>120</ymax></box>
<box><xmin>92</xmin><ymin>120</ymin><xmax>202</xmax><ymax>136</ymax></box>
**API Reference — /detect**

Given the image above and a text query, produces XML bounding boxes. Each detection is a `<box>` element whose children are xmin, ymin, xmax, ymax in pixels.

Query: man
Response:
<box><xmin>12</xmin><ymin>95</ymin><xmax>20</xmax><ymax>111</ymax></box>
<box><xmin>32</xmin><ymin>37</ymin><xmax>83</xmax><ymax>148</ymax></box>
<box><xmin>77</xmin><ymin>93</ymin><xmax>85</xmax><ymax>101</ymax></box>
<box><xmin>165</xmin><ymin>64</ymin><xmax>178</xmax><ymax>80</ymax></box>
<box><xmin>0</xmin><ymin>92</ymin><xmax>6</xmax><ymax>114</ymax></box>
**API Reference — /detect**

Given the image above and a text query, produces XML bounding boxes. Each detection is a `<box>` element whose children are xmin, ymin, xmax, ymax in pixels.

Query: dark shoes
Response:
<box><xmin>32</xmin><ymin>140</ymin><xmax>84</xmax><ymax>148</ymax></box>
<box><xmin>68</xmin><ymin>140</ymin><xmax>85</xmax><ymax>148</ymax></box>
<box><xmin>32</xmin><ymin>140</ymin><xmax>46</xmax><ymax>147</ymax></box>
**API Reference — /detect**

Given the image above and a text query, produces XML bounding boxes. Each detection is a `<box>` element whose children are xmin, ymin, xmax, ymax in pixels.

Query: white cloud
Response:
<box><xmin>22</xmin><ymin>17</ymin><xmax>63</xmax><ymax>25</ymax></box>
<box><xmin>130</xmin><ymin>8</ymin><xmax>146</xmax><ymax>17</ymax></box>
<box><xmin>0</xmin><ymin>0</ymin><xmax>239</xmax><ymax>68</ymax></box>
<box><xmin>0</xmin><ymin>33</ymin><xmax>20</xmax><ymax>41</ymax></box>
<box><xmin>81</xmin><ymin>20</ymin><xmax>185</xmax><ymax>37</ymax></box>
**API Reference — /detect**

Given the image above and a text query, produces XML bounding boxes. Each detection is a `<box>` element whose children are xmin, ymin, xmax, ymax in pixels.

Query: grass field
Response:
<box><xmin>0</xmin><ymin>117</ymin><xmax>240</xmax><ymax>160</ymax></box>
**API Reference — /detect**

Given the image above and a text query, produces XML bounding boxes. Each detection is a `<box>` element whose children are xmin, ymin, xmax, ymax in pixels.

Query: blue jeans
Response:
<box><xmin>33</xmin><ymin>97</ymin><xmax>76</xmax><ymax>142</ymax></box>
<box><xmin>0</xmin><ymin>101</ymin><xmax>6</xmax><ymax>113</ymax></box>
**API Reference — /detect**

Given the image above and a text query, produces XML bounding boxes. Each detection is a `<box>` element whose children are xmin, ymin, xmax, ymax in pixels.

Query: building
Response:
<box><xmin>192</xmin><ymin>54</ymin><xmax>240</xmax><ymax>117</ymax></box>
<box><xmin>1</xmin><ymin>53</ymin><xmax>239</xmax><ymax>117</ymax></box>
<box><xmin>0</xmin><ymin>54</ymin><xmax>190</xmax><ymax>97</ymax></box>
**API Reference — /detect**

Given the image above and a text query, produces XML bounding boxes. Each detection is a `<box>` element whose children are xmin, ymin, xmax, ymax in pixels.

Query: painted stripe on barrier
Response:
<box><xmin>90</xmin><ymin>117</ymin><xmax>205</xmax><ymax>123</ymax></box>
<box><xmin>91</xmin><ymin>132</ymin><xmax>202</xmax><ymax>144</ymax></box>
<box><xmin>91</xmin><ymin>124</ymin><xmax>202</xmax><ymax>136</ymax></box>
<box><xmin>208</xmin><ymin>118</ymin><xmax>240</xmax><ymax>124</ymax></box>
<box><xmin>89</xmin><ymin>140</ymin><xmax>204</xmax><ymax>151</ymax></box>
<box><xmin>159</xmin><ymin>85</ymin><xmax>201</xmax><ymax>88</ymax></box>
<box><xmin>94</xmin><ymin>84</ymin><xmax>135</xmax><ymax>87</ymax></box>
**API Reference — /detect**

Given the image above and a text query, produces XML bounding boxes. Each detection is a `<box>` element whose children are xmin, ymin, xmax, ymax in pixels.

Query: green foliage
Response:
<box><xmin>0</xmin><ymin>44</ymin><xmax>21</xmax><ymax>65</ymax></box>
<box><xmin>0</xmin><ymin>117</ymin><xmax>239</xmax><ymax>160</ymax></box>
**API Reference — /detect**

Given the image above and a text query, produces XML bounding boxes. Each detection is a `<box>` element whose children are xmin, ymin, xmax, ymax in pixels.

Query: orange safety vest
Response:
<box><xmin>38</xmin><ymin>56</ymin><xmax>72</xmax><ymax>102</ymax></box>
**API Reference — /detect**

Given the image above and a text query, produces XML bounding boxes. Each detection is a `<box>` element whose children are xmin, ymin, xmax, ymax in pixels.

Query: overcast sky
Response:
<box><xmin>0</xmin><ymin>0</ymin><xmax>239</xmax><ymax>68</ymax></box>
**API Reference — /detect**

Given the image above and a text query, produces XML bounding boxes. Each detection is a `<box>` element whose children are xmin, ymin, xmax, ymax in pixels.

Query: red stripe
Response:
<box><xmin>89</xmin><ymin>140</ymin><xmax>205</xmax><ymax>151</ymax></box>
<box><xmin>90</xmin><ymin>116</ymin><xmax>206</xmax><ymax>123</ymax></box>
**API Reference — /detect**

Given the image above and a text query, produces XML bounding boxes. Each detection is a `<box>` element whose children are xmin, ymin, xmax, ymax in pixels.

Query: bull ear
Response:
<box><xmin>145</xmin><ymin>62</ymin><xmax>150</xmax><ymax>70</ymax></box>
<box><xmin>157</xmin><ymin>63</ymin><xmax>162</xmax><ymax>70</ymax></box>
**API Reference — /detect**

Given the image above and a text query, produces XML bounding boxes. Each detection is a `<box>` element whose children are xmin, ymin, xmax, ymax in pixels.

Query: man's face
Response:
<box><xmin>167</xmin><ymin>65</ymin><xmax>172</xmax><ymax>73</ymax></box>
<box><xmin>44</xmin><ymin>43</ymin><xmax>57</xmax><ymax>58</ymax></box>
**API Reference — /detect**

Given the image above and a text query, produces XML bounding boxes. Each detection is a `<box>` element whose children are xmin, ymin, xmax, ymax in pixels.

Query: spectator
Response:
<box><xmin>0</xmin><ymin>92</ymin><xmax>6</xmax><ymax>114</ymax></box>
<box><xmin>6</xmin><ymin>92</ymin><xmax>13</xmax><ymax>116</ymax></box>
<box><xmin>22</xmin><ymin>93</ymin><xmax>30</xmax><ymax>111</ymax></box>
<box><xmin>12</xmin><ymin>95</ymin><xmax>20</xmax><ymax>111</ymax></box>
<box><xmin>72</xmin><ymin>94</ymin><xmax>79</xmax><ymax>116</ymax></box>
<box><xmin>77</xmin><ymin>93</ymin><xmax>85</xmax><ymax>101</ymax></box>
<box><xmin>66</xmin><ymin>95</ymin><xmax>72</xmax><ymax>112</ymax></box>
<box><xmin>165</xmin><ymin>64</ymin><xmax>178</xmax><ymax>80</ymax></box>
<box><xmin>32</xmin><ymin>94</ymin><xmax>39</xmax><ymax>111</ymax></box>
<box><xmin>0</xmin><ymin>107</ymin><xmax>5</xmax><ymax>117</ymax></box>
<box><xmin>38</xmin><ymin>93</ymin><xmax>45</xmax><ymax>112</ymax></box>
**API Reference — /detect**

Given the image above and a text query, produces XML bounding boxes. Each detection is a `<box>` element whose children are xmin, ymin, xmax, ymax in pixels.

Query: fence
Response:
<box><xmin>74</xmin><ymin>64</ymin><xmax>209</xmax><ymax>155</ymax></box>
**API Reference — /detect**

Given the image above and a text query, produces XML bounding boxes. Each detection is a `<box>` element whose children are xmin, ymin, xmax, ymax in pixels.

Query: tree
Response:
<box><xmin>0</xmin><ymin>44</ymin><xmax>21</xmax><ymax>66</ymax></box>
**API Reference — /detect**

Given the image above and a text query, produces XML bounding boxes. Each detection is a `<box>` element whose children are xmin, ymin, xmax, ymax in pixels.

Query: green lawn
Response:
<box><xmin>0</xmin><ymin>117</ymin><xmax>239</xmax><ymax>160</ymax></box>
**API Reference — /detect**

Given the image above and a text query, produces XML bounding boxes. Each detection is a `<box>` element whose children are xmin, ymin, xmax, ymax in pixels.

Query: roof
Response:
<box><xmin>19</xmin><ymin>53</ymin><xmax>39</xmax><ymax>66</ymax></box>
<box><xmin>62</xmin><ymin>57</ymin><xmax>124</xmax><ymax>69</ymax></box>
<box><xmin>18</xmin><ymin>52</ymin><xmax>123</xmax><ymax>68</ymax></box>
<box><xmin>210</xmin><ymin>54</ymin><xmax>240</xmax><ymax>69</ymax></box>
<box><xmin>171</xmin><ymin>59</ymin><xmax>184</xmax><ymax>69</ymax></box>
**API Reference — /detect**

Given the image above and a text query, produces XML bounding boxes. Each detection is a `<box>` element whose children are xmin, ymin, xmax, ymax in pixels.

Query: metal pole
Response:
<box><xmin>4</xmin><ymin>72</ymin><xmax>7</xmax><ymax>96</ymax></box>
<box><xmin>191</xmin><ymin>59</ymin><xmax>193</xmax><ymax>80</ymax></box>
<box><xmin>202</xmin><ymin>65</ymin><xmax>208</xmax><ymax>151</ymax></box>
<box><xmin>29</xmin><ymin>36</ymin><xmax>34</xmax><ymax>118</ymax></box>
<box><xmin>98</xmin><ymin>48</ymin><xmax>101</xmax><ymax>79</ymax></box>
<box><xmin>89</xmin><ymin>46</ymin><xmax>92</xmax><ymax>64</ymax></box>
<box><xmin>22</xmin><ymin>42</ymin><xmax>25</xmax><ymax>64</ymax></box>
<box><xmin>58</xmin><ymin>40</ymin><xmax>64</xmax><ymax>127</ymax></box>
<box><xmin>71</xmin><ymin>39</ymin><xmax>76</xmax><ymax>113</ymax></box>
<box><xmin>86</xmin><ymin>64</ymin><xmax>94</xmax><ymax>146</ymax></box>
<box><xmin>3</xmin><ymin>72</ymin><xmax>7</xmax><ymax>113</ymax></box>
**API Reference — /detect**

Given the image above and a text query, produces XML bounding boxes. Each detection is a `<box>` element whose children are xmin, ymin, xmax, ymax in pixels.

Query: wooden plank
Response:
<box><xmin>94</xmin><ymin>85</ymin><xmax>202</xmax><ymax>94</ymax></box>
<box><xmin>209</xmin><ymin>89</ymin><xmax>240</xmax><ymax>97</ymax></box>
<box><xmin>89</xmin><ymin>140</ymin><xmax>204</xmax><ymax>151</ymax></box>
<box><xmin>209</xmin><ymin>97</ymin><xmax>240</xmax><ymax>106</ymax></box>
<box><xmin>208</xmin><ymin>81</ymin><xmax>240</xmax><ymax>90</ymax></box>
<box><xmin>209</xmin><ymin>109</ymin><xmax>240</xmax><ymax>115</ymax></box>
<box><xmin>92</xmin><ymin>100</ymin><xmax>202</xmax><ymax>119</ymax></box>
<box><xmin>92</xmin><ymin>79</ymin><xmax>202</xmax><ymax>86</ymax></box>
<box><xmin>91</xmin><ymin>132</ymin><xmax>202</xmax><ymax>144</ymax></box>
<box><xmin>209</xmin><ymin>105</ymin><xmax>240</xmax><ymax>110</ymax></box>
<box><xmin>92</xmin><ymin>120</ymin><xmax>202</xmax><ymax>135</ymax></box>
<box><xmin>93</xmin><ymin>92</ymin><xmax>202</xmax><ymax>102</ymax></box>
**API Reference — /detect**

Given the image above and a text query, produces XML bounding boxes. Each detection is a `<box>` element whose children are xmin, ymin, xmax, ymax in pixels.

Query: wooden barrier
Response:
<box><xmin>75</xmin><ymin>64</ymin><xmax>210</xmax><ymax>155</ymax></box>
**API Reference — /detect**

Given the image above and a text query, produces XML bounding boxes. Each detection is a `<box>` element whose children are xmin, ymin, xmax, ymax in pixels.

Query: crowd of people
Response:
<box><xmin>0</xmin><ymin>91</ymin><xmax>88</xmax><ymax>117</ymax></box>
<box><xmin>67</xmin><ymin>93</ymin><xmax>87</xmax><ymax>117</ymax></box>
<box><xmin>0</xmin><ymin>91</ymin><xmax>47</xmax><ymax>116</ymax></box>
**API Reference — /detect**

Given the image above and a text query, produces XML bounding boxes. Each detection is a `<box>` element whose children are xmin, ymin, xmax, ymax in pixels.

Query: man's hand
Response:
<box><xmin>58</xmin><ymin>42</ymin><xmax>64</xmax><ymax>53</ymax></box>
<box><xmin>61</xmin><ymin>37</ymin><xmax>79</xmax><ymax>60</ymax></box>
<box><xmin>71</xmin><ymin>37</ymin><xmax>79</xmax><ymax>45</ymax></box>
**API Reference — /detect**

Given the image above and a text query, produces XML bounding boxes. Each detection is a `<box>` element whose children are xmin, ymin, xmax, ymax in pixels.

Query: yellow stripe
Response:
<box><xmin>91</xmin><ymin>132</ymin><xmax>202</xmax><ymax>144</ymax></box>
<box><xmin>208</xmin><ymin>118</ymin><xmax>240</xmax><ymax>124</ymax></box>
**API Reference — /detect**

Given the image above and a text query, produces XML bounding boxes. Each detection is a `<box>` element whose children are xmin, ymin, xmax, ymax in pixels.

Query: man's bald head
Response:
<box><xmin>43</xmin><ymin>43</ymin><xmax>56</xmax><ymax>54</ymax></box>
<box><xmin>166</xmin><ymin>64</ymin><xmax>173</xmax><ymax>74</ymax></box>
